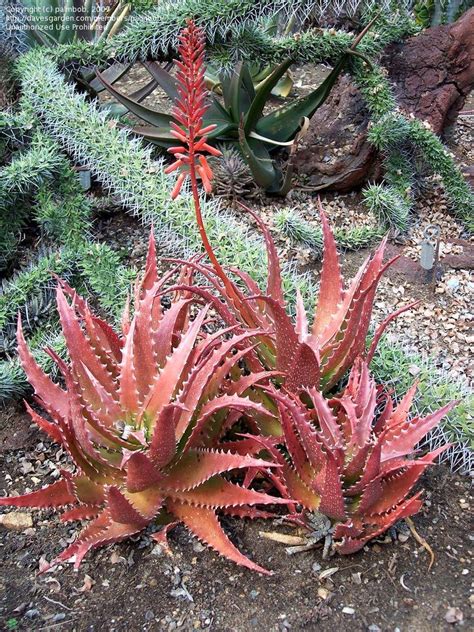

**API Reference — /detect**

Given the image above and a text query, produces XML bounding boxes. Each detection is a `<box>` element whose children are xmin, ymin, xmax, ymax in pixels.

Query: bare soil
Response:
<box><xmin>0</xmin><ymin>404</ymin><xmax>472</xmax><ymax>632</ymax></box>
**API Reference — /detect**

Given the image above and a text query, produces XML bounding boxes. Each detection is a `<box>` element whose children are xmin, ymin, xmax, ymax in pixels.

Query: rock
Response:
<box><xmin>293</xmin><ymin>74</ymin><xmax>380</xmax><ymax>192</ymax></box>
<box><xmin>0</xmin><ymin>511</ymin><xmax>33</xmax><ymax>531</ymax></box>
<box><xmin>293</xmin><ymin>9</ymin><xmax>474</xmax><ymax>191</ymax></box>
<box><xmin>192</xmin><ymin>541</ymin><xmax>205</xmax><ymax>553</ymax></box>
<box><xmin>445</xmin><ymin>606</ymin><xmax>463</xmax><ymax>624</ymax></box>
<box><xmin>23</xmin><ymin>527</ymin><xmax>36</xmax><ymax>536</ymax></box>
<box><xmin>446</xmin><ymin>277</ymin><xmax>461</xmax><ymax>291</ymax></box>
<box><xmin>53</xmin><ymin>613</ymin><xmax>66</xmax><ymax>622</ymax></box>
<box><xmin>443</xmin><ymin>254</ymin><xmax>474</xmax><ymax>270</ymax></box>
<box><xmin>317</xmin><ymin>587</ymin><xmax>331</xmax><ymax>600</ymax></box>
<box><xmin>384</xmin><ymin>244</ymin><xmax>425</xmax><ymax>283</ymax></box>
<box><xmin>342</xmin><ymin>606</ymin><xmax>355</xmax><ymax>615</ymax></box>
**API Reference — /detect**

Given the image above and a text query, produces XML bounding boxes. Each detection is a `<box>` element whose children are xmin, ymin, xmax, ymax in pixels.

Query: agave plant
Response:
<box><xmin>0</xmin><ymin>233</ymin><xmax>289</xmax><ymax>574</ymax></box>
<box><xmin>96</xmin><ymin>24</ymin><xmax>365</xmax><ymax>192</ymax></box>
<box><xmin>254</xmin><ymin>358</ymin><xmax>456</xmax><ymax>553</ymax></box>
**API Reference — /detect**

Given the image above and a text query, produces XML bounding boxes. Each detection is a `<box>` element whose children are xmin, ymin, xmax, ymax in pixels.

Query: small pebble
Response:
<box><xmin>53</xmin><ymin>613</ymin><xmax>66</xmax><ymax>622</ymax></box>
<box><xmin>25</xmin><ymin>609</ymin><xmax>40</xmax><ymax>619</ymax></box>
<box><xmin>342</xmin><ymin>607</ymin><xmax>355</xmax><ymax>615</ymax></box>
<box><xmin>445</xmin><ymin>607</ymin><xmax>463</xmax><ymax>624</ymax></box>
<box><xmin>0</xmin><ymin>512</ymin><xmax>33</xmax><ymax>531</ymax></box>
<box><xmin>192</xmin><ymin>541</ymin><xmax>205</xmax><ymax>553</ymax></box>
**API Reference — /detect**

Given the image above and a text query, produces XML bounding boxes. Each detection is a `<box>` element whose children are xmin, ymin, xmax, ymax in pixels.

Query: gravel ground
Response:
<box><xmin>0</xmin><ymin>408</ymin><xmax>472</xmax><ymax>632</ymax></box>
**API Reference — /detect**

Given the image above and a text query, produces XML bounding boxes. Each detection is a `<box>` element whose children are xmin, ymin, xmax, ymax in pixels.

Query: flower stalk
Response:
<box><xmin>165</xmin><ymin>20</ymin><xmax>223</xmax><ymax>274</ymax></box>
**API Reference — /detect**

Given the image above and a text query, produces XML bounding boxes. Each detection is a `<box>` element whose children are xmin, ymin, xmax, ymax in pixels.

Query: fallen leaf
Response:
<box><xmin>79</xmin><ymin>574</ymin><xmax>95</xmax><ymax>592</ymax></box>
<box><xmin>259</xmin><ymin>531</ymin><xmax>307</xmax><ymax>546</ymax></box>
<box><xmin>319</xmin><ymin>567</ymin><xmax>339</xmax><ymax>581</ymax></box>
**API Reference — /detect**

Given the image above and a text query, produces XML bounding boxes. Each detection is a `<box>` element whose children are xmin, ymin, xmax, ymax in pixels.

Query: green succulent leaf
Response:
<box><xmin>224</xmin><ymin>62</ymin><xmax>256</xmax><ymax>121</ymax></box>
<box><xmin>142</xmin><ymin>61</ymin><xmax>179</xmax><ymax>101</ymax></box>
<box><xmin>244</xmin><ymin>58</ymin><xmax>294</xmax><ymax>134</ymax></box>
<box><xmin>129</xmin><ymin>78</ymin><xmax>160</xmax><ymax>103</ymax></box>
<box><xmin>59</xmin><ymin>0</ymin><xmax>76</xmax><ymax>44</ymax></box>
<box><xmin>238</xmin><ymin>124</ymin><xmax>280</xmax><ymax>191</ymax></box>
<box><xmin>205</xmin><ymin>99</ymin><xmax>237</xmax><ymax>138</ymax></box>
<box><xmin>129</xmin><ymin>126</ymin><xmax>176</xmax><ymax>147</ymax></box>
<box><xmin>95</xmin><ymin>69</ymin><xmax>174</xmax><ymax>130</ymax></box>
<box><xmin>88</xmin><ymin>63</ymin><xmax>133</xmax><ymax>94</ymax></box>
<box><xmin>256</xmin><ymin>55</ymin><xmax>348</xmax><ymax>142</ymax></box>
<box><xmin>270</xmin><ymin>73</ymin><xmax>294</xmax><ymax>98</ymax></box>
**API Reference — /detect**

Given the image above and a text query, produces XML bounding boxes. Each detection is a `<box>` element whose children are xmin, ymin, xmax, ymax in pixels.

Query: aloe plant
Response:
<box><xmin>161</xmin><ymin>22</ymin><xmax>457</xmax><ymax>557</ymax></box>
<box><xmin>0</xmin><ymin>233</ymin><xmax>286</xmax><ymax>573</ymax></box>
<box><xmin>255</xmin><ymin>359</ymin><xmax>456</xmax><ymax>554</ymax></box>
<box><xmin>97</xmin><ymin>47</ymin><xmax>352</xmax><ymax>192</ymax></box>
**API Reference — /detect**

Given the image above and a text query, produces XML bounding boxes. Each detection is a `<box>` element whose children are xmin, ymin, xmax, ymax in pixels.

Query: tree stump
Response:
<box><xmin>293</xmin><ymin>8</ymin><xmax>474</xmax><ymax>191</ymax></box>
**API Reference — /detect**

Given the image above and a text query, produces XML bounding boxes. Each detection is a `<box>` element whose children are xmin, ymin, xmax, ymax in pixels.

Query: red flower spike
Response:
<box><xmin>165</xmin><ymin>20</ymin><xmax>247</xmax><ymax>300</ymax></box>
<box><xmin>166</xmin><ymin>19</ymin><xmax>220</xmax><ymax>198</ymax></box>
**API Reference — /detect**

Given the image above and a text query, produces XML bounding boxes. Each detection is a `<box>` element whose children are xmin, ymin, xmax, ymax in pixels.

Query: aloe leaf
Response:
<box><xmin>31</xmin><ymin>28</ymin><xmax>58</xmax><ymax>48</ymax></box>
<box><xmin>225</xmin><ymin>63</ymin><xmax>255</xmax><ymax>122</ymax></box>
<box><xmin>256</xmin><ymin>55</ymin><xmax>347</xmax><ymax>142</ymax></box>
<box><xmin>250</xmin><ymin>65</ymin><xmax>272</xmax><ymax>83</ymax></box>
<box><xmin>271</xmin><ymin>73</ymin><xmax>293</xmax><ymax>98</ymax></box>
<box><xmin>220</xmin><ymin>71</ymin><xmax>233</xmax><ymax>111</ymax></box>
<box><xmin>88</xmin><ymin>63</ymin><xmax>133</xmax><ymax>94</ymax></box>
<box><xmin>100</xmin><ymin>103</ymin><xmax>129</xmax><ymax>118</ymax></box>
<box><xmin>244</xmin><ymin>58</ymin><xmax>293</xmax><ymax>134</ymax></box>
<box><xmin>204</xmin><ymin>64</ymin><xmax>222</xmax><ymax>91</ymax></box>
<box><xmin>130</xmin><ymin>79</ymin><xmax>159</xmax><ymax>103</ymax></box>
<box><xmin>95</xmin><ymin>70</ymin><xmax>173</xmax><ymax>129</ymax></box>
<box><xmin>142</xmin><ymin>62</ymin><xmax>179</xmax><ymax>101</ymax></box>
<box><xmin>59</xmin><ymin>0</ymin><xmax>75</xmax><ymax>44</ymax></box>
<box><xmin>239</xmin><ymin>124</ymin><xmax>279</xmax><ymax>190</ymax></box>
<box><xmin>205</xmin><ymin>99</ymin><xmax>237</xmax><ymax>138</ymax></box>
<box><xmin>248</xmin><ymin>131</ymin><xmax>294</xmax><ymax>147</ymax></box>
<box><xmin>129</xmin><ymin>126</ymin><xmax>176</xmax><ymax>148</ymax></box>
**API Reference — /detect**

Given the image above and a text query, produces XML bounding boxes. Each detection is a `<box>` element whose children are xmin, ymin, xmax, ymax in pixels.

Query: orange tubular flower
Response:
<box><xmin>165</xmin><ymin>19</ymin><xmax>221</xmax><ymax>200</ymax></box>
